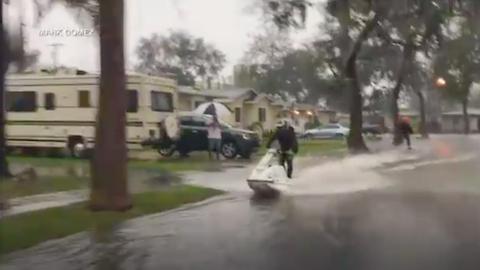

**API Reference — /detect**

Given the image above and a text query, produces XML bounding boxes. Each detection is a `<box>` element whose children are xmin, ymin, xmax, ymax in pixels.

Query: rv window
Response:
<box><xmin>127</xmin><ymin>90</ymin><xmax>138</xmax><ymax>113</ymax></box>
<box><xmin>258</xmin><ymin>108</ymin><xmax>266</xmax><ymax>123</ymax></box>
<box><xmin>151</xmin><ymin>91</ymin><xmax>173</xmax><ymax>112</ymax></box>
<box><xmin>78</xmin><ymin>91</ymin><xmax>90</xmax><ymax>108</ymax></box>
<box><xmin>45</xmin><ymin>93</ymin><xmax>55</xmax><ymax>110</ymax></box>
<box><xmin>6</xmin><ymin>91</ymin><xmax>37</xmax><ymax>112</ymax></box>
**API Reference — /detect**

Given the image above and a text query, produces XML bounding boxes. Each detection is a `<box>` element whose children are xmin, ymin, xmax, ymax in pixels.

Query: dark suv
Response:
<box><xmin>362</xmin><ymin>123</ymin><xmax>386</xmax><ymax>135</ymax></box>
<box><xmin>144</xmin><ymin>114</ymin><xmax>260</xmax><ymax>159</ymax></box>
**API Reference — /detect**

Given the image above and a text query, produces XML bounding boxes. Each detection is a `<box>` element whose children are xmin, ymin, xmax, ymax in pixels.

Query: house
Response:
<box><xmin>334</xmin><ymin>113</ymin><xmax>350</xmax><ymax>126</ymax></box>
<box><xmin>177</xmin><ymin>86</ymin><xmax>219</xmax><ymax>111</ymax></box>
<box><xmin>441</xmin><ymin>108</ymin><xmax>480</xmax><ymax>133</ymax></box>
<box><xmin>177</xmin><ymin>87</ymin><xmax>284</xmax><ymax>133</ymax></box>
<box><xmin>317</xmin><ymin>109</ymin><xmax>338</xmax><ymax>125</ymax></box>
<box><xmin>276</xmin><ymin>103</ymin><xmax>317</xmax><ymax>133</ymax></box>
<box><xmin>178</xmin><ymin>86</ymin><xmax>325</xmax><ymax>134</ymax></box>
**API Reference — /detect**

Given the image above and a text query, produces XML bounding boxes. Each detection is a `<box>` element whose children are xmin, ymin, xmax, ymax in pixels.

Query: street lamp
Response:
<box><xmin>435</xmin><ymin>77</ymin><xmax>447</xmax><ymax>88</ymax></box>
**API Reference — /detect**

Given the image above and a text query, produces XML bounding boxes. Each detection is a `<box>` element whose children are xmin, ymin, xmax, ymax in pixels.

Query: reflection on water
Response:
<box><xmin>10</xmin><ymin>163</ymin><xmax>90</xmax><ymax>179</ymax></box>
<box><xmin>9</xmin><ymin>162</ymin><xmax>183</xmax><ymax>194</ymax></box>
<box><xmin>3</xmin><ymin>136</ymin><xmax>480</xmax><ymax>269</ymax></box>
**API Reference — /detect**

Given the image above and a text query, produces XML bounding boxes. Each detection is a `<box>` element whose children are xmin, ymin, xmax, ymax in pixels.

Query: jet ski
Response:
<box><xmin>247</xmin><ymin>149</ymin><xmax>290</xmax><ymax>196</ymax></box>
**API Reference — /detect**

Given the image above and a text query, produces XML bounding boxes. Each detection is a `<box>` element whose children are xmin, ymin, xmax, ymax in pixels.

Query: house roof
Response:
<box><xmin>295</xmin><ymin>103</ymin><xmax>316</xmax><ymax>111</ymax></box>
<box><xmin>209</xmin><ymin>88</ymin><xmax>256</xmax><ymax>99</ymax></box>
<box><xmin>442</xmin><ymin>108</ymin><xmax>480</xmax><ymax>116</ymax></box>
<box><xmin>244</xmin><ymin>93</ymin><xmax>278</xmax><ymax>104</ymax></box>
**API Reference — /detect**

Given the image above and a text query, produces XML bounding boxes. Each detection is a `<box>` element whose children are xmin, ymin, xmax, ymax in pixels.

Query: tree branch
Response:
<box><xmin>326</xmin><ymin>60</ymin><xmax>339</xmax><ymax>78</ymax></box>
<box><xmin>345</xmin><ymin>13</ymin><xmax>381</xmax><ymax>76</ymax></box>
<box><xmin>376</xmin><ymin>23</ymin><xmax>407</xmax><ymax>47</ymax></box>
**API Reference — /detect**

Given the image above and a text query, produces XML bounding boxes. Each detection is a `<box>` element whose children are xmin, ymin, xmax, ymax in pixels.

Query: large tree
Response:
<box><xmin>264</xmin><ymin>0</ymin><xmax>388</xmax><ymax>153</ymax></box>
<box><xmin>135</xmin><ymin>31</ymin><xmax>226</xmax><ymax>87</ymax></box>
<box><xmin>373</xmin><ymin>0</ymin><xmax>446</xmax><ymax>144</ymax></box>
<box><xmin>240</xmin><ymin>41</ymin><xmax>332</xmax><ymax>101</ymax></box>
<box><xmin>89</xmin><ymin>0</ymin><xmax>131</xmax><ymax>211</ymax></box>
<box><xmin>376</xmin><ymin>0</ymin><xmax>480</xmax><ymax>139</ymax></box>
<box><xmin>434</xmin><ymin>18</ymin><xmax>480</xmax><ymax>134</ymax></box>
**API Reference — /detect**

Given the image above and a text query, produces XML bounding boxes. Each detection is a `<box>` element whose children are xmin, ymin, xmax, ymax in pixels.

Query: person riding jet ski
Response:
<box><xmin>266</xmin><ymin>120</ymin><xmax>298</xmax><ymax>179</ymax></box>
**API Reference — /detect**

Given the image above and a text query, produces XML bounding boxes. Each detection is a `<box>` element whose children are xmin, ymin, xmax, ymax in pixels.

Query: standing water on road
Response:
<box><xmin>2</xmin><ymin>136</ymin><xmax>480</xmax><ymax>270</ymax></box>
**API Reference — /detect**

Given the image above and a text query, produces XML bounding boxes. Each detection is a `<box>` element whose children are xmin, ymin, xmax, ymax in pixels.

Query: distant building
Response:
<box><xmin>177</xmin><ymin>86</ymin><xmax>323</xmax><ymax>134</ymax></box>
<box><xmin>441</xmin><ymin>108</ymin><xmax>480</xmax><ymax>133</ymax></box>
<box><xmin>177</xmin><ymin>87</ymin><xmax>284</xmax><ymax>133</ymax></box>
<box><xmin>316</xmin><ymin>109</ymin><xmax>338</xmax><ymax>125</ymax></box>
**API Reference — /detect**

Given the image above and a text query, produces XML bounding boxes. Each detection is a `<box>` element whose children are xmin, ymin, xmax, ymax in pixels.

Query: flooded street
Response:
<box><xmin>2</xmin><ymin>135</ymin><xmax>480</xmax><ymax>270</ymax></box>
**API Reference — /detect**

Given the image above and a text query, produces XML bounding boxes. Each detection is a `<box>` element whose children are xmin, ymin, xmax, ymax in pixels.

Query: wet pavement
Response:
<box><xmin>2</xmin><ymin>135</ymin><xmax>480</xmax><ymax>270</ymax></box>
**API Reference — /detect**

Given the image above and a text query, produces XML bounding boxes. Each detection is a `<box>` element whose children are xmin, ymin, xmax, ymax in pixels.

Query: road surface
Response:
<box><xmin>2</xmin><ymin>135</ymin><xmax>480</xmax><ymax>270</ymax></box>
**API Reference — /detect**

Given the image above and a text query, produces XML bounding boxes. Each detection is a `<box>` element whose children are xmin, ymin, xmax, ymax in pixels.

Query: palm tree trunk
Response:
<box><xmin>0</xmin><ymin>6</ymin><xmax>12</xmax><ymax>179</ymax></box>
<box><xmin>89</xmin><ymin>0</ymin><xmax>131</xmax><ymax>211</ymax></box>
<box><xmin>462</xmin><ymin>98</ymin><xmax>470</xmax><ymax>135</ymax></box>
<box><xmin>345</xmin><ymin>13</ymin><xmax>380</xmax><ymax>153</ymax></box>
<box><xmin>417</xmin><ymin>90</ymin><xmax>429</xmax><ymax>138</ymax></box>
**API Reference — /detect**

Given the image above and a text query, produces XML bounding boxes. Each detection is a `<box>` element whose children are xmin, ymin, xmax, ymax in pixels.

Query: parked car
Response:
<box><xmin>143</xmin><ymin>113</ymin><xmax>260</xmax><ymax>159</ymax></box>
<box><xmin>302</xmin><ymin>123</ymin><xmax>350</xmax><ymax>139</ymax></box>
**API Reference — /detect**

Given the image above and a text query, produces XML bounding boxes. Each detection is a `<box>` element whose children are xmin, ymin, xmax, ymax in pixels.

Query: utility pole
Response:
<box><xmin>49</xmin><ymin>43</ymin><xmax>64</xmax><ymax>71</ymax></box>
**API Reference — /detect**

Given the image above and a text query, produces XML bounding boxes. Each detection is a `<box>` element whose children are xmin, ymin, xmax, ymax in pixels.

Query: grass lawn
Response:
<box><xmin>0</xmin><ymin>185</ymin><xmax>222</xmax><ymax>255</ymax></box>
<box><xmin>297</xmin><ymin>139</ymin><xmax>347</xmax><ymax>156</ymax></box>
<box><xmin>0</xmin><ymin>176</ymin><xmax>86</xmax><ymax>199</ymax></box>
<box><xmin>257</xmin><ymin>139</ymin><xmax>347</xmax><ymax>157</ymax></box>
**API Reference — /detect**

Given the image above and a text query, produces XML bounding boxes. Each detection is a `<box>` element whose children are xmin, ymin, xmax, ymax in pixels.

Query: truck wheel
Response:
<box><xmin>221</xmin><ymin>141</ymin><xmax>238</xmax><ymax>159</ymax></box>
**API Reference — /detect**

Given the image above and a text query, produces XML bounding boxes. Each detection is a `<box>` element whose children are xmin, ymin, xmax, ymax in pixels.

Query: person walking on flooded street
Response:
<box><xmin>266</xmin><ymin>120</ymin><xmax>298</xmax><ymax>178</ymax></box>
<box><xmin>207</xmin><ymin>115</ymin><xmax>222</xmax><ymax>160</ymax></box>
<box><xmin>399</xmin><ymin>117</ymin><xmax>414</xmax><ymax>150</ymax></box>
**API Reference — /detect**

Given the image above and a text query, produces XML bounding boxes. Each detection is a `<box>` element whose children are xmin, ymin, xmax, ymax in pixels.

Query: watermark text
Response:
<box><xmin>39</xmin><ymin>28</ymin><xmax>95</xmax><ymax>38</ymax></box>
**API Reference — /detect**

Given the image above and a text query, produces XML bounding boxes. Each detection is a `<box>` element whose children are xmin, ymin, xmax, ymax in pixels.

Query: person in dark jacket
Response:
<box><xmin>266</xmin><ymin>120</ymin><xmax>298</xmax><ymax>178</ymax></box>
<box><xmin>398</xmin><ymin>117</ymin><xmax>414</xmax><ymax>149</ymax></box>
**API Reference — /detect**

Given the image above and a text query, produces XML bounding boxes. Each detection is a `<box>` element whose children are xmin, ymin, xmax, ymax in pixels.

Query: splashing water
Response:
<box><xmin>287</xmin><ymin>151</ymin><xmax>415</xmax><ymax>195</ymax></box>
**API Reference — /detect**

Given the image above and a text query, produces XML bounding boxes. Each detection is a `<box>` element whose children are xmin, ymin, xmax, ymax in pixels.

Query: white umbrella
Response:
<box><xmin>194</xmin><ymin>101</ymin><xmax>232</xmax><ymax>118</ymax></box>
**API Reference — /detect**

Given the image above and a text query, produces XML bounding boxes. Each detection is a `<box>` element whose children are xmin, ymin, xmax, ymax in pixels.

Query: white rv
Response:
<box><xmin>5</xmin><ymin>73</ymin><xmax>177</xmax><ymax>156</ymax></box>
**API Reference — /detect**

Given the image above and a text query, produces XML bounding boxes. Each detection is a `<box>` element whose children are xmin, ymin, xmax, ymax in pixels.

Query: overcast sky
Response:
<box><xmin>6</xmin><ymin>0</ymin><xmax>323</xmax><ymax>77</ymax></box>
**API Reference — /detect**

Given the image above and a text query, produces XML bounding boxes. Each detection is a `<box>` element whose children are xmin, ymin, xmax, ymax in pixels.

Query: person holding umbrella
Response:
<box><xmin>207</xmin><ymin>114</ymin><xmax>222</xmax><ymax>160</ymax></box>
<box><xmin>196</xmin><ymin>101</ymin><xmax>231</xmax><ymax>160</ymax></box>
